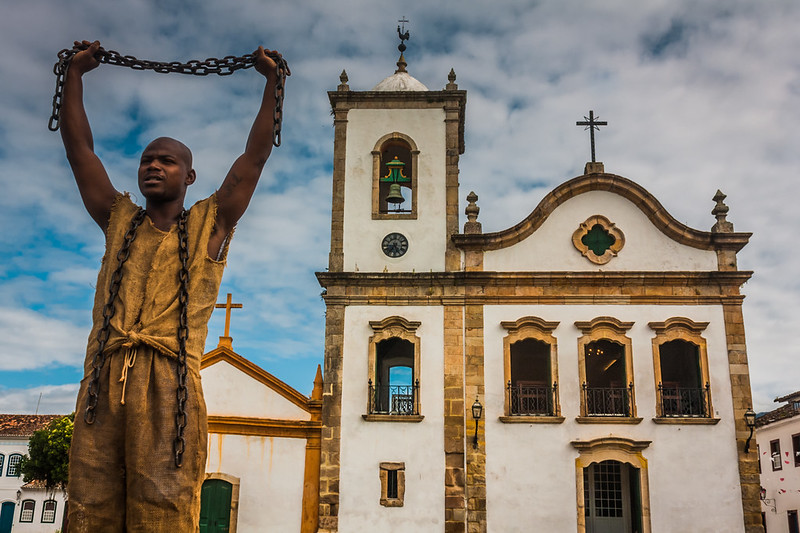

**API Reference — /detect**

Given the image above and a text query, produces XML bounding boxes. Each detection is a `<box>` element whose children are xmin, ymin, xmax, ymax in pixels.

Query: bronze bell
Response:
<box><xmin>385</xmin><ymin>182</ymin><xmax>405</xmax><ymax>204</ymax></box>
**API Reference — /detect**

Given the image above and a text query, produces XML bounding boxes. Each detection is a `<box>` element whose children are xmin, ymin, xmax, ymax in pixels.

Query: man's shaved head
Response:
<box><xmin>145</xmin><ymin>137</ymin><xmax>193</xmax><ymax>168</ymax></box>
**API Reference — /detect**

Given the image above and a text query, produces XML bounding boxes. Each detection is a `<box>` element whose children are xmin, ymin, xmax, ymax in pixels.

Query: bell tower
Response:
<box><xmin>326</xmin><ymin>27</ymin><xmax>466</xmax><ymax>273</ymax></box>
<box><xmin>317</xmin><ymin>23</ymin><xmax>467</xmax><ymax>533</ymax></box>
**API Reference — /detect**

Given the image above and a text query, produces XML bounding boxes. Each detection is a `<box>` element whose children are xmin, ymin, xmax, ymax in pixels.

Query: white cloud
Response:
<box><xmin>0</xmin><ymin>0</ymin><xmax>797</xmax><ymax>412</ymax></box>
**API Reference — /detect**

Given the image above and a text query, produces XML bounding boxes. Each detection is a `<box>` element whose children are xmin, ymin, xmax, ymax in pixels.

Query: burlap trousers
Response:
<box><xmin>68</xmin><ymin>348</ymin><xmax>207</xmax><ymax>532</ymax></box>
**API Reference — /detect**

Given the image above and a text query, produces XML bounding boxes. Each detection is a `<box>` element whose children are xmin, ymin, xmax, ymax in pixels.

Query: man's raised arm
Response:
<box><xmin>60</xmin><ymin>41</ymin><xmax>120</xmax><ymax>231</ymax></box>
<box><xmin>210</xmin><ymin>47</ymin><xmax>280</xmax><ymax>256</ymax></box>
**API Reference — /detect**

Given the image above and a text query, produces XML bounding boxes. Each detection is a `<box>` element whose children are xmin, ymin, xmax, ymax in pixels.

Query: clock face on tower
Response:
<box><xmin>381</xmin><ymin>232</ymin><xmax>409</xmax><ymax>258</ymax></box>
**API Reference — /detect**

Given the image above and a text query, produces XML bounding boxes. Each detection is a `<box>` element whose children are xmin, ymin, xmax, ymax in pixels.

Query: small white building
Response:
<box><xmin>200</xmin><ymin>334</ymin><xmax>322</xmax><ymax>533</ymax></box>
<box><xmin>0</xmin><ymin>415</ymin><xmax>67</xmax><ymax>533</ymax></box>
<box><xmin>756</xmin><ymin>391</ymin><xmax>800</xmax><ymax>533</ymax></box>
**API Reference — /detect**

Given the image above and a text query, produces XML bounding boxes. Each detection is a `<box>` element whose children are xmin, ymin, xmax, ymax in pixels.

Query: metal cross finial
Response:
<box><xmin>397</xmin><ymin>17</ymin><xmax>410</xmax><ymax>52</ymax></box>
<box><xmin>215</xmin><ymin>293</ymin><xmax>243</xmax><ymax>338</ymax></box>
<box><xmin>576</xmin><ymin>110</ymin><xmax>608</xmax><ymax>163</ymax></box>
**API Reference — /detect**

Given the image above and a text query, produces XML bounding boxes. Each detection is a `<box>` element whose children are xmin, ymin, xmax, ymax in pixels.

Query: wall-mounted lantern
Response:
<box><xmin>471</xmin><ymin>397</ymin><xmax>483</xmax><ymax>449</ymax></box>
<box><xmin>743</xmin><ymin>407</ymin><xmax>756</xmax><ymax>453</ymax></box>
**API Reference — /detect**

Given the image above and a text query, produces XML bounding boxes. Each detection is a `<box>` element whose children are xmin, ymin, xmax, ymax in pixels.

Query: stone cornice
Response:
<box><xmin>317</xmin><ymin>270</ymin><xmax>752</xmax><ymax>286</ymax></box>
<box><xmin>207</xmin><ymin>415</ymin><xmax>322</xmax><ymax>440</ymax></box>
<box><xmin>452</xmin><ymin>173</ymin><xmax>751</xmax><ymax>252</ymax></box>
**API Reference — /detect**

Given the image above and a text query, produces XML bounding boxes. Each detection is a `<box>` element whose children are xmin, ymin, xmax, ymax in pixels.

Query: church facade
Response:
<box><xmin>312</xmin><ymin>52</ymin><xmax>763</xmax><ymax>533</ymax></box>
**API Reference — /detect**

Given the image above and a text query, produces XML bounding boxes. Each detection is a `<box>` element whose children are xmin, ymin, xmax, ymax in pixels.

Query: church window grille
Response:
<box><xmin>500</xmin><ymin>317</ymin><xmax>561</xmax><ymax>420</ymax></box>
<box><xmin>648</xmin><ymin>318</ymin><xmax>713</xmax><ymax>420</ymax></box>
<box><xmin>6</xmin><ymin>454</ymin><xmax>21</xmax><ymax>477</ymax></box>
<box><xmin>19</xmin><ymin>500</ymin><xmax>34</xmax><ymax>523</ymax></box>
<box><xmin>371</xmin><ymin>133</ymin><xmax>419</xmax><ymax>220</ymax></box>
<box><xmin>365</xmin><ymin>316</ymin><xmax>422</xmax><ymax>420</ymax></box>
<box><xmin>379</xmin><ymin>462</ymin><xmax>405</xmax><ymax>507</ymax></box>
<box><xmin>772</xmin><ymin>440</ymin><xmax>783</xmax><ymax>471</ymax></box>
<box><xmin>0</xmin><ymin>454</ymin><xmax>4</xmax><ymax>476</ymax></box>
<box><xmin>41</xmin><ymin>500</ymin><xmax>57</xmax><ymax>523</ymax></box>
<box><xmin>576</xmin><ymin>318</ymin><xmax>637</xmax><ymax>420</ymax></box>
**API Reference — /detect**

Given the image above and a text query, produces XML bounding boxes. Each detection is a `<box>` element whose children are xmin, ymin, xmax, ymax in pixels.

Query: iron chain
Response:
<box><xmin>84</xmin><ymin>208</ymin><xmax>146</xmax><ymax>425</ymax></box>
<box><xmin>49</xmin><ymin>43</ymin><xmax>290</xmax><ymax>146</ymax></box>
<box><xmin>174</xmin><ymin>210</ymin><xmax>190</xmax><ymax>468</ymax></box>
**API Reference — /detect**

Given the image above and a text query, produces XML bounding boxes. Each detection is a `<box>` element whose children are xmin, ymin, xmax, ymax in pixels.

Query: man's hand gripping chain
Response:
<box><xmin>48</xmin><ymin>42</ymin><xmax>290</xmax><ymax>146</ymax></box>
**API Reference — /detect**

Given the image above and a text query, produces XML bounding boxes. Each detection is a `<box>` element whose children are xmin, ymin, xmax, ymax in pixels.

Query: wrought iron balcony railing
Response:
<box><xmin>368</xmin><ymin>380</ymin><xmax>420</xmax><ymax>416</ymax></box>
<box><xmin>583</xmin><ymin>383</ymin><xmax>633</xmax><ymax>416</ymax></box>
<box><xmin>658</xmin><ymin>383</ymin><xmax>711</xmax><ymax>417</ymax></box>
<box><xmin>507</xmin><ymin>381</ymin><xmax>558</xmax><ymax>416</ymax></box>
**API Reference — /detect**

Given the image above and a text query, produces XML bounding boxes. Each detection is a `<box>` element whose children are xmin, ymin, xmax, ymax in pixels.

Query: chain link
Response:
<box><xmin>174</xmin><ymin>209</ymin><xmax>190</xmax><ymax>468</ymax></box>
<box><xmin>49</xmin><ymin>43</ymin><xmax>290</xmax><ymax>146</ymax></box>
<box><xmin>84</xmin><ymin>208</ymin><xmax>146</xmax><ymax>425</ymax></box>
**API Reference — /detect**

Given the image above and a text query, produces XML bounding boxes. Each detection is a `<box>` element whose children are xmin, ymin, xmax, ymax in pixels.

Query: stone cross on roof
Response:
<box><xmin>576</xmin><ymin>110</ymin><xmax>608</xmax><ymax>163</ymax></box>
<box><xmin>215</xmin><ymin>292</ymin><xmax>242</xmax><ymax>348</ymax></box>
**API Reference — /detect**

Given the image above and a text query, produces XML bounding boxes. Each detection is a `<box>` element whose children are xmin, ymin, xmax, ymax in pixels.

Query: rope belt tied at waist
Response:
<box><xmin>118</xmin><ymin>331</ymin><xmax>144</xmax><ymax>405</ymax></box>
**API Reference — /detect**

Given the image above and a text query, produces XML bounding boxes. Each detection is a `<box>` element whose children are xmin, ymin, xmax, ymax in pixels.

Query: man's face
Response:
<box><xmin>137</xmin><ymin>138</ymin><xmax>195</xmax><ymax>203</ymax></box>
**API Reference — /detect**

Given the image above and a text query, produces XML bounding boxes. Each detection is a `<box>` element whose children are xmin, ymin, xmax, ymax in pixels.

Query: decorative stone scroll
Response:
<box><xmin>572</xmin><ymin>215</ymin><xmax>625</xmax><ymax>265</ymax></box>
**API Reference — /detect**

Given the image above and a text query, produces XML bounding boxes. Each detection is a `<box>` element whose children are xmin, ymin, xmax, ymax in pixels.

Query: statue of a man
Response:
<box><xmin>60</xmin><ymin>40</ymin><xmax>281</xmax><ymax>531</ymax></box>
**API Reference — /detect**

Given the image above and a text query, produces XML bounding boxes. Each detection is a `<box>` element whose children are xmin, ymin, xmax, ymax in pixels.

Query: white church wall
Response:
<box><xmin>757</xmin><ymin>416</ymin><xmax>800</xmax><ymax>533</ymax></box>
<box><xmin>206</xmin><ymin>433</ymin><xmax>307</xmax><ymax>533</ymax></box>
<box><xmin>338</xmin><ymin>305</ymin><xmax>445</xmax><ymax>532</ymax></box>
<box><xmin>202</xmin><ymin>360</ymin><xmax>310</xmax><ymax>420</ymax></box>
<box><xmin>342</xmin><ymin>108</ymin><xmax>448</xmax><ymax>273</ymax></box>
<box><xmin>483</xmin><ymin>191</ymin><xmax>719</xmax><ymax>272</ymax></box>
<box><xmin>482</xmin><ymin>304</ymin><xmax>744</xmax><ymax>533</ymax></box>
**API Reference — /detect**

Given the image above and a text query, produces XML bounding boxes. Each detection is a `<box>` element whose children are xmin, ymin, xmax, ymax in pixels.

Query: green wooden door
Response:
<box><xmin>199</xmin><ymin>479</ymin><xmax>232</xmax><ymax>533</ymax></box>
<box><xmin>0</xmin><ymin>501</ymin><xmax>14</xmax><ymax>533</ymax></box>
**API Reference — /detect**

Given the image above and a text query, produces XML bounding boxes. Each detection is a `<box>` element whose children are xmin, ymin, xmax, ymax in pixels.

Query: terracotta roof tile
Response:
<box><xmin>0</xmin><ymin>414</ymin><xmax>63</xmax><ymax>437</ymax></box>
<box><xmin>756</xmin><ymin>403</ymin><xmax>800</xmax><ymax>428</ymax></box>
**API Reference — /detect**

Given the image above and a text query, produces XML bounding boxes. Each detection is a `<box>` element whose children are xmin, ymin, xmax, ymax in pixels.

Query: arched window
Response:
<box><xmin>649</xmin><ymin>317</ymin><xmax>713</xmax><ymax>420</ymax></box>
<box><xmin>6</xmin><ymin>454</ymin><xmax>22</xmax><ymax>477</ymax></box>
<box><xmin>372</xmin><ymin>133</ymin><xmax>419</xmax><ymax>219</ymax></box>
<box><xmin>576</xmin><ymin>318</ymin><xmax>638</xmax><ymax>420</ymax></box>
<box><xmin>41</xmin><ymin>500</ymin><xmax>57</xmax><ymax>523</ymax></box>
<box><xmin>373</xmin><ymin>337</ymin><xmax>415</xmax><ymax>414</ymax></box>
<box><xmin>365</xmin><ymin>316</ymin><xmax>422</xmax><ymax>420</ymax></box>
<box><xmin>19</xmin><ymin>500</ymin><xmax>35</xmax><ymax>523</ymax></box>
<box><xmin>500</xmin><ymin>317</ymin><xmax>561</xmax><ymax>420</ymax></box>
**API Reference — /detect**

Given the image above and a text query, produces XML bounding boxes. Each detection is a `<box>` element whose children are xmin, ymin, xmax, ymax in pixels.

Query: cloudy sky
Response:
<box><xmin>1</xmin><ymin>1</ymin><xmax>797</xmax><ymax>415</ymax></box>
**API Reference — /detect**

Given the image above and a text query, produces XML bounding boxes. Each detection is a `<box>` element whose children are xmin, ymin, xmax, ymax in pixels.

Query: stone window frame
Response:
<box><xmin>571</xmin><ymin>437</ymin><xmax>653</xmax><ymax>533</ymax></box>
<box><xmin>363</xmin><ymin>316</ymin><xmax>424</xmax><ymax>422</ymax></box>
<box><xmin>379</xmin><ymin>462</ymin><xmax>406</xmax><ymax>507</ymax></box>
<box><xmin>371</xmin><ymin>132</ymin><xmax>420</xmax><ymax>220</ymax></box>
<box><xmin>648</xmin><ymin>317</ymin><xmax>718</xmax><ymax>424</ymax></box>
<box><xmin>41</xmin><ymin>499</ymin><xmax>57</xmax><ymax>523</ymax></box>
<box><xmin>575</xmin><ymin>317</ymin><xmax>641</xmax><ymax>423</ymax></box>
<box><xmin>19</xmin><ymin>500</ymin><xmax>35</xmax><ymax>523</ymax></box>
<box><xmin>572</xmin><ymin>214</ymin><xmax>625</xmax><ymax>265</ymax></box>
<box><xmin>498</xmin><ymin>316</ymin><xmax>564</xmax><ymax>424</ymax></box>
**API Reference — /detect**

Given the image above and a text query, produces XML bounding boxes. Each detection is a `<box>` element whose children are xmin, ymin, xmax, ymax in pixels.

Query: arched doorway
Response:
<box><xmin>571</xmin><ymin>437</ymin><xmax>652</xmax><ymax>533</ymax></box>
<box><xmin>0</xmin><ymin>501</ymin><xmax>14</xmax><ymax>533</ymax></box>
<box><xmin>583</xmin><ymin>460</ymin><xmax>643</xmax><ymax>533</ymax></box>
<box><xmin>199</xmin><ymin>478</ymin><xmax>233</xmax><ymax>533</ymax></box>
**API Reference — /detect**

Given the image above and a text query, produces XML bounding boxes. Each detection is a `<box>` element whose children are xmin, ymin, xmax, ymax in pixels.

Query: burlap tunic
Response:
<box><xmin>68</xmin><ymin>193</ymin><xmax>229</xmax><ymax>532</ymax></box>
